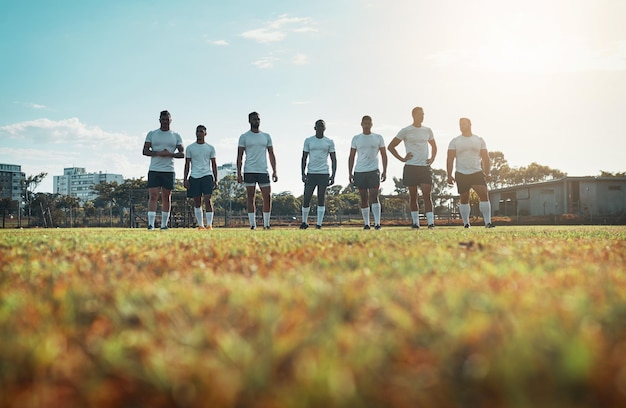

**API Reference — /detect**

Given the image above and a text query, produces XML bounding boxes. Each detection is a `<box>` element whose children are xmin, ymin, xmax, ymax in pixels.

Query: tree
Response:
<box><xmin>21</xmin><ymin>172</ymin><xmax>47</xmax><ymax>227</ymax></box>
<box><xmin>57</xmin><ymin>195</ymin><xmax>81</xmax><ymax>227</ymax></box>
<box><xmin>488</xmin><ymin>151</ymin><xmax>512</xmax><ymax>189</ymax></box>
<box><xmin>0</xmin><ymin>197</ymin><xmax>17</xmax><ymax>228</ymax></box>
<box><xmin>392</xmin><ymin>177</ymin><xmax>408</xmax><ymax>196</ymax></box>
<box><xmin>599</xmin><ymin>170</ymin><xmax>626</xmax><ymax>177</ymax></box>
<box><xmin>271</xmin><ymin>192</ymin><xmax>300</xmax><ymax>216</ymax></box>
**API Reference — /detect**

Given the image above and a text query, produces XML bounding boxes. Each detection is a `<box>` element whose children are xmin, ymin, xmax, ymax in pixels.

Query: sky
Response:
<box><xmin>1</xmin><ymin>0</ymin><xmax>625</xmax><ymax>196</ymax></box>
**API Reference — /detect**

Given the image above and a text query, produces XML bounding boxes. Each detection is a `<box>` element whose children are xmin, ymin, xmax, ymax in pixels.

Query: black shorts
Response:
<box><xmin>186</xmin><ymin>175</ymin><xmax>215</xmax><ymax>198</ymax></box>
<box><xmin>455</xmin><ymin>171</ymin><xmax>486</xmax><ymax>194</ymax></box>
<box><xmin>305</xmin><ymin>173</ymin><xmax>330</xmax><ymax>189</ymax></box>
<box><xmin>354</xmin><ymin>170</ymin><xmax>380</xmax><ymax>189</ymax></box>
<box><xmin>147</xmin><ymin>171</ymin><xmax>175</xmax><ymax>190</ymax></box>
<box><xmin>244</xmin><ymin>172</ymin><xmax>271</xmax><ymax>187</ymax></box>
<box><xmin>403</xmin><ymin>165</ymin><xmax>433</xmax><ymax>186</ymax></box>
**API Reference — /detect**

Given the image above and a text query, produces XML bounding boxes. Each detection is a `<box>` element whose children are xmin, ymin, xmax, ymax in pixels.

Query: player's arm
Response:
<box><xmin>236</xmin><ymin>146</ymin><xmax>245</xmax><ymax>183</ymax></box>
<box><xmin>387</xmin><ymin>137</ymin><xmax>408</xmax><ymax>162</ymax></box>
<box><xmin>173</xmin><ymin>144</ymin><xmax>185</xmax><ymax>159</ymax></box>
<box><xmin>183</xmin><ymin>157</ymin><xmax>191</xmax><ymax>188</ymax></box>
<box><xmin>348</xmin><ymin>148</ymin><xmax>357</xmax><ymax>184</ymax></box>
<box><xmin>379</xmin><ymin>146</ymin><xmax>388</xmax><ymax>182</ymax></box>
<box><xmin>427</xmin><ymin>139</ymin><xmax>437</xmax><ymax>165</ymax></box>
<box><xmin>446</xmin><ymin>149</ymin><xmax>456</xmax><ymax>184</ymax></box>
<box><xmin>268</xmin><ymin>146</ymin><xmax>278</xmax><ymax>182</ymax></box>
<box><xmin>301</xmin><ymin>151</ymin><xmax>309</xmax><ymax>183</ymax></box>
<box><xmin>329</xmin><ymin>151</ymin><xmax>337</xmax><ymax>185</ymax></box>
<box><xmin>142</xmin><ymin>142</ymin><xmax>154</xmax><ymax>156</ymax></box>
<box><xmin>480</xmin><ymin>148</ymin><xmax>491</xmax><ymax>181</ymax></box>
<box><xmin>211</xmin><ymin>157</ymin><xmax>218</xmax><ymax>188</ymax></box>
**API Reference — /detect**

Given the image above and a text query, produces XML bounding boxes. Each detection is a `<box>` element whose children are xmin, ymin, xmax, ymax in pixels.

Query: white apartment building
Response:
<box><xmin>0</xmin><ymin>163</ymin><xmax>25</xmax><ymax>202</ymax></box>
<box><xmin>53</xmin><ymin>167</ymin><xmax>124</xmax><ymax>203</ymax></box>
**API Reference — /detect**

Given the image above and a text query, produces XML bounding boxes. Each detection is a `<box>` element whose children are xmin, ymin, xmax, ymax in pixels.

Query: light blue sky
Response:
<box><xmin>2</xmin><ymin>0</ymin><xmax>625</xmax><ymax>196</ymax></box>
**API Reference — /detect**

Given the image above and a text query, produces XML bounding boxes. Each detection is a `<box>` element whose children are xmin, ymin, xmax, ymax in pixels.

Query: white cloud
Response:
<box><xmin>14</xmin><ymin>101</ymin><xmax>47</xmax><ymax>110</ymax></box>
<box><xmin>241</xmin><ymin>14</ymin><xmax>317</xmax><ymax>44</ymax></box>
<box><xmin>293</xmin><ymin>53</ymin><xmax>309</xmax><ymax>65</ymax></box>
<box><xmin>0</xmin><ymin>118</ymin><xmax>138</xmax><ymax>148</ymax></box>
<box><xmin>252</xmin><ymin>57</ymin><xmax>278</xmax><ymax>69</ymax></box>
<box><xmin>209</xmin><ymin>39</ymin><xmax>229</xmax><ymax>46</ymax></box>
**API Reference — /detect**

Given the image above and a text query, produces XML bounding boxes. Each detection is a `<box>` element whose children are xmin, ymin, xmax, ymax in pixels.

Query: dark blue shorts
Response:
<box><xmin>147</xmin><ymin>171</ymin><xmax>175</xmax><ymax>190</ymax></box>
<box><xmin>244</xmin><ymin>172</ymin><xmax>271</xmax><ymax>187</ymax></box>
<box><xmin>403</xmin><ymin>165</ymin><xmax>432</xmax><ymax>186</ymax></box>
<box><xmin>186</xmin><ymin>175</ymin><xmax>215</xmax><ymax>197</ymax></box>
<box><xmin>354</xmin><ymin>170</ymin><xmax>380</xmax><ymax>189</ymax></box>
<box><xmin>455</xmin><ymin>171</ymin><xmax>486</xmax><ymax>194</ymax></box>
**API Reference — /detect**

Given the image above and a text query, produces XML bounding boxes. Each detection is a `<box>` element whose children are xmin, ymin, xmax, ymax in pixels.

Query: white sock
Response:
<box><xmin>148</xmin><ymin>211</ymin><xmax>156</xmax><ymax>228</ymax></box>
<box><xmin>206</xmin><ymin>212</ymin><xmax>214</xmax><ymax>227</ymax></box>
<box><xmin>263</xmin><ymin>212</ymin><xmax>270</xmax><ymax>227</ymax></box>
<box><xmin>302</xmin><ymin>207</ymin><xmax>310</xmax><ymax>224</ymax></box>
<box><xmin>426</xmin><ymin>212</ymin><xmax>434</xmax><ymax>226</ymax></box>
<box><xmin>372</xmin><ymin>203</ymin><xmax>381</xmax><ymax>225</ymax></box>
<box><xmin>317</xmin><ymin>206</ymin><xmax>325</xmax><ymax>226</ymax></box>
<box><xmin>460</xmin><ymin>203</ymin><xmax>470</xmax><ymax>225</ymax></box>
<box><xmin>161</xmin><ymin>211</ymin><xmax>170</xmax><ymax>228</ymax></box>
<box><xmin>411</xmin><ymin>211</ymin><xmax>419</xmax><ymax>225</ymax></box>
<box><xmin>361</xmin><ymin>207</ymin><xmax>370</xmax><ymax>226</ymax></box>
<box><xmin>248</xmin><ymin>213</ymin><xmax>256</xmax><ymax>228</ymax></box>
<box><xmin>479</xmin><ymin>201</ymin><xmax>492</xmax><ymax>225</ymax></box>
<box><xmin>194</xmin><ymin>207</ymin><xmax>204</xmax><ymax>227</ymax></box>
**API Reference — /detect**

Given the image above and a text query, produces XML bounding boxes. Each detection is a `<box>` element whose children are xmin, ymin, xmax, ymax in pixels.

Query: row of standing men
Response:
<box><xmin>141</xmin><ymin>108</ymin><xmax>495</xmax><ymax>230</ymax></box>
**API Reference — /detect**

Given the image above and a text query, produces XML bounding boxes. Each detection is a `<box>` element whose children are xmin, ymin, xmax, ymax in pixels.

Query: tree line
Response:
<box><xmin>1</xmin><ymin>152</ymin><xmax>624</xmax><ymax>228</ymax></box>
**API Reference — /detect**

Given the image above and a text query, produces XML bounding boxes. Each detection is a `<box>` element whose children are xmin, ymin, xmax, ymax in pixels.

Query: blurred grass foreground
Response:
<box><xmin>1</xmin><ymin>226</ymin><xmax>626</xmax><ymax>407</ymax></box>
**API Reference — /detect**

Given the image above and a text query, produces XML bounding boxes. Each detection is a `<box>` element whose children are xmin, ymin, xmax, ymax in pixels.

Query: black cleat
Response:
<box><xmin>299</xmin><ymin>222</ymin><xmax>309</xmax><ymax>230</ymax></box>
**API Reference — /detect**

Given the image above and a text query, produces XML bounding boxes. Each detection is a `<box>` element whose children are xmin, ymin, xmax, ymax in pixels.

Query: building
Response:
<box><xmin>217</xmin><ymin>162</ymin><xmax>237</xmax><ymax>182</ymax></box>
<box><xmin>0</xmin><ymin>163</ymin><xmax>25</xmax><ymax>202</ymax></box>
<box><xmin>53</xmin><ymin>167</ymin><xmax>124</xmax><ymax>203</ymax></box>
<box><xmin>489</xmin><ymin>177</ymin><xmax>626</xmax><ymax>219</ymax></box>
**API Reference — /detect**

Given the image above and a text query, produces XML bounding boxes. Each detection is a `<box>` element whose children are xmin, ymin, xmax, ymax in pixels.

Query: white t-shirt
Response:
<box><xmin>395</xmin><ymin>125</ymin><xmax>434</xmax><ymax>166</ymax></box>
<box><xmin>186</xmin><ymin>142</ymin><xmax>216</xmax><ymax>179</ymax></box>
<box><xmin>351</xmin><ymin>133</ymin><xmax>385</xmax><ymax>172</ymax></box>
<box><xmin>303</xmin><ymin>135</ymin><xmax>335</xmax><ymax>174</ymax></box>
<box><xmin>448</xmin><ymin>134</ymin><xmax>487</xmax><ymax>174</ymax></box>
<box><xmin>238</xmin><ymin>130</ymin><xmax>273</xmax><ymax>173</ymax></box>
<box><xmin>145</xmin><ymin>129</ymin><xmax>183</xmax><ymax>172</ymax></box>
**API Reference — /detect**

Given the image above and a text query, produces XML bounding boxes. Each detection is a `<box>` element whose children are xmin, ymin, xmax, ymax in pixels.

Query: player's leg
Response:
<box><xmin>408</xmin><ymin>185</ymin><xmax>420</xmax><ymax>227</ymax></box>
<box><xmin>301</xmin><ymin>180</ymin><xmax>315</xmax><ymax>228</ymax></box>
<box><xmin>204</xmin><ymin>193</ymin><xmax>214</xmax><ymax>228</ymax></box>
<box><xmin>260</xmin><ymin>185</ymin><xmax>272</xmax><ymax>229</ymax></box>
<box><xmin>473</xmin><ymin>184</ymin><xmax>493</xmax><ymax>227</ymax></box>
<box><xmin>246</xmin><ymin>185</ymin><xmax>257</xmax><ymax>229</ymax></box>
<box><xmin>369</xmin><ymin>187</ymin><xmax>382</xmax><ymax>229</ymax></box>
<box><xmin>316</xmin><ymin>178</ymin><xmax>328</xmax><ymax>228</ymax></box>
<box><xmin>421</xmin><ymin>183</ymin><xmax>435</xmax><ymax>228</ymax></box>
<box><xmin>193</xmin><ymin>196</ymin><xmax>204</xmax><ymax>228</ymax></box>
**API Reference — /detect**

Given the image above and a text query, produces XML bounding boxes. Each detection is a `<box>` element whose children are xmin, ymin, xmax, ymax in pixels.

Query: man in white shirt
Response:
<box><xmin>348</xmin><ymin>115</ymin><xmax>387</xmax><ymax>230</ymax></box>
<box><xmin>388</xmin><ymin>107</ymin><xmax>438</xmax><ymax>229</ymax></box>
<box><xmin>142</xmin><ymin>110</ymin><xmax>184</xmax><ymax>230</ymax></box>
<box><xmin>300</xmin><ymin>119</ymin><xmax>337</xmax><ymax>229</ymax></box>
<box><xmin>446</xmin><ymin>117</ymin><xmax>495</xmax><ymax>228</ymax></box>
<box><xmin>236</xmin><ymin>112</ymin><xmax>278</xmax><ymax>229</ymax></box>
<box><xmin>184</xmin><ymin>125</ymin><xmax>218</xmax><ymax>230</ymax></box>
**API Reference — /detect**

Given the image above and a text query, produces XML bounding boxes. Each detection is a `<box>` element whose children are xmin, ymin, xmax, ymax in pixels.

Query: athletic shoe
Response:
<box><xmin>464</xmin><ymin>224</ymin><xmax>470</xmax><ymax>229</ymax></box>
<box><xmin>147</xmin><ymin>225</ymin><xmax>155</xmax><ymax>231</ymax></box>
<box><xmin>206</xmin><ymin>225</ymin><xmax>213</xmax><ymax>230</ymax></box>
<box><xmin>250</xmin><ymin>226</ymin><xmax>256</xmax><ymax>230</ymax></box>
<box><xmin>264</xmin><ymin>226</ymin><xmax>271</xmax><ymax>230</ymax></box>
<box><xmin>363</xmin><ymin>225</ymin><xmax>371</xmax><ymax>230</ymax></box>
<box><xmin>428</xmin><ymin>224</ymin><xmax>435</xmax><ymax>229</ymax></box>
<box><xmin>299</xmin><ymin>222</ymin><xmax>309</xmax><ymax>230</ymax></box>
<box><xmin>316</xmin><ymin>225</ymin><xmax>322</xmax><ymax>230</ymax></box>
<box><xmin>374</xmin><ymin>225</ymin><xmax>382</xmax><ymax>230</ymax></box>
<box><xmin>411</xmin><ymin>224</ymin><xmax>420</xmax><ymax>229</ymax></box>
<box><xmin>160</xmin><ymin>226</ymin><xmax>169</xmax><ymax>230</ymax></box>
<box><xmin>197</xmin><ymin>226</ymin><xmax>206</xmax><ymax>230</ymax></box>
<box><xmin>485</xmin><ymin>223</ymin><xmax>496</xmax><ymax>229</ymax></box>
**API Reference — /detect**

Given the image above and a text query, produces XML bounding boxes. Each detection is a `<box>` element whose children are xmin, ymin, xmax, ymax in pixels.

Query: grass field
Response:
<box><xmin>1</xmin><ymin>226</ymin><xmax>626</xmax><ymax>407</ymax></box>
